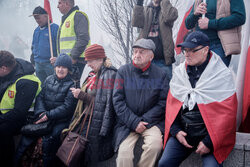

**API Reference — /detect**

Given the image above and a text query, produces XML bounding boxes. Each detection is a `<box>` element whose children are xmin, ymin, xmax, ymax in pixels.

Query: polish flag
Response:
<box><xmin>164</xmin><ymin>53</ymin><xmax>237</xmax><ymax>164</ymax></box>
<box><xmin>236</xmin><ymin>0</ymin><xmax>250</xmax><ymax>130</ymax></box>
<box><xmin>239</xmin><ymin>46</ymin><xmax>250</xmax><ymax>132</ymax></box>
<box><xmin>172</xmin><ymin>0</ymin><xmax>194</xmax><ymax>55</ymax></box>
<box><xmin>175</xmin><ymin>6</ymin><xmax>193</xmax><ymax>54</ymax></box>
<box><xmin>44</xmin><ymin>0</ymin><xmax>53</xmax><ymax>22</ymax></box>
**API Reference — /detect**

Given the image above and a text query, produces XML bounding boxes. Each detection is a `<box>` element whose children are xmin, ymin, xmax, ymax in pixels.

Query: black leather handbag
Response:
<box><xmin>21</xmin><ymin>121</ymin><xmax>53</xmax><ymax>137</ymax></box>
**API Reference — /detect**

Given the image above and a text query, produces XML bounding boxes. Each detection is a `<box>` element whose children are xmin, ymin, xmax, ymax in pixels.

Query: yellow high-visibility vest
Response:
<box><xmin>58</xmin><ymin>10</ymin><xmax>90</xmax><ymax>58</ymax></box>
<box><xmin>0</xmin><ymin>74</ymin><xmax>41</xmax><ymax>114</ymax></box>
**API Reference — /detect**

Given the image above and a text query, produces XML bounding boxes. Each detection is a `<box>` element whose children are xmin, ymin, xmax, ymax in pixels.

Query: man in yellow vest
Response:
<box><xmin>52</xmin><ymin>0</ymin><xmax>90</xmax><ymax>86</ymax></box>
<box><xmin>0</xmin><ymin>51</ymin><xmax>41</xmax><ymax>167</ymax></box>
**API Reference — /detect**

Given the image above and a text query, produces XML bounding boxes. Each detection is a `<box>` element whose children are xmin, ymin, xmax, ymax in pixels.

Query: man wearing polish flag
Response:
<box><xmin>159</xmin><ymin>31</ymin><xmax>237</xmax><ymax>167</ymax></box>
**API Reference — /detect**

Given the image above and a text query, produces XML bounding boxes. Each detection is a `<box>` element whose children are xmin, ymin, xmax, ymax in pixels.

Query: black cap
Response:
<box><xmin>30</xmin><ymin>6</ymin><xmax>47</xmax><ymax>16</ymax></box>
<box><xmin>177</xmin><ymin>31</ymin><xmax>210</xmax><ymax>49</ymax></box>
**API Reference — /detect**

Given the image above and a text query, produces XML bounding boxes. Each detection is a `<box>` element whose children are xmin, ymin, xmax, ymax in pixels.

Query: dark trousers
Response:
<box><xmin>71</xmin><ymin>61</ymin><xmax>86</xmax><ymax>88</ymax></box>
<box><xmin>15</xmin><ymin>123</ymin><xmax>68</xmax><ymax>167</ymax></box>
<box><xmin>0</xmin><ymin>136</ymin><xmax>15</xmax><ymax>167</ymax></box>
<box><xmin>158</xmin><ymin>137</ymin><xmax>222</xmax><ymax>167</ymax></box>
<box><xmin>42</xmin><ymin>123</ymin><xmax>68</xmax><ymax>167</ymax></box>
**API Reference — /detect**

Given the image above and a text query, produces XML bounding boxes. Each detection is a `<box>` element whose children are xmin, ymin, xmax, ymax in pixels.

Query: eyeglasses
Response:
<box><xmin>181</xmin><ymin>46</ymin><xmax>206</xmax><ymax>54</ymax></box>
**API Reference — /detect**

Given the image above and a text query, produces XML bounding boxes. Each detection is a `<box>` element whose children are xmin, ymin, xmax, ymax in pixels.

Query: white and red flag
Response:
<box><xmin>236</xmin><ymin>0</ymin><xmax>250</xmax><ymax>131</ymax></box>
<box><xmin>164</xmin><ymin>52</ymin><xmax>237</xmax><ymax>164</ymax></box>
<box><xmin>44</xmin><ymin>0</ymin><xmax>53</xmax><ymax>22</ymax></box>
<box><xmin>175</xmin><ymin>6</ymin><xmax>193</xmax><ymax>54</ymax></box>
<box><xmin>172</xmin><ymin>0</ymin><xmax>194</xmax><ymax>55</ymax></box>
<box><xmin>240</xmin><ymin>46</ymin><xmax>250</xmax><ymax>132</ymax></box>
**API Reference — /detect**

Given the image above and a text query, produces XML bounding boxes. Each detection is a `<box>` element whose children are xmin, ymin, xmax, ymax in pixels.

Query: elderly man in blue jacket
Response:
<box><xmin>113</xmin><ymin>38</ymin><xmax>169</xmax><ymax>167</ymax></box>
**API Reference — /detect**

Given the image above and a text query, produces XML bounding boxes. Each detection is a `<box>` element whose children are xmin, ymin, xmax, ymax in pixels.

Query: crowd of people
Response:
<box><xmin>0</xmin><ymin>0</ymin><xmax>246</xmax><ymax>167</ymax></box>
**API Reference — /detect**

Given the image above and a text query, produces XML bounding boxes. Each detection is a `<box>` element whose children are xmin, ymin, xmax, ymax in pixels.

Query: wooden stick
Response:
<box><xmin>47</xmin><ymin>15</ymin><xmax>54</xmax><ymax>58</ymax></box>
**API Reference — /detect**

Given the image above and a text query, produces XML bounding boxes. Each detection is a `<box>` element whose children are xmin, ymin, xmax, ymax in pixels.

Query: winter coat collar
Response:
<box><xmin>131</xmin><ymin>63</ymin><xmax>151</xmax><ymax>76</ymax></box>
<box><xmin>132</xmin><ymin>61</ymin><xmax>151</xmax><ymax>72</ymax></box>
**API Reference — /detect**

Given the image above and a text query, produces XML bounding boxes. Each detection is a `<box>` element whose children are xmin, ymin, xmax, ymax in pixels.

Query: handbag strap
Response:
<box><xmin>85</xmin><ymin>101</ymin><xmax>94</xmax><ymax>138</ymax></box>
<box><xmin>77</xmin><ymin>99</ymin><xmax>94</xmax><ymax>138</ymax></box>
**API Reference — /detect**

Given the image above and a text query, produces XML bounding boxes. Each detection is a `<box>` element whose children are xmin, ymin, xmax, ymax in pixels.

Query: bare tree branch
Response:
<box><xmin>96</xmin><ymin>0</ymin><xmax>137</xmax><ymax>65</ymax></box>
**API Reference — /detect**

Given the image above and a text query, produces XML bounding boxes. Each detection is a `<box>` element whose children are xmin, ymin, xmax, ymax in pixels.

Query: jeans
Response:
<box><xmin>210</xmin><ymin>43</ymin><xmax>231</xmax><ymax>67</ymax></box>
<box><xmin>158</xmin><ymin>137</ymin><xmax>223</xmax><ymax>167</ymax></box>
<box><xmin>152</xmin><ymin>59</ymin><xmax>172</xmax><ymax>82</ymax></box>
<box><xmin>35</xmin><ymin>62</ymin><xmax>54</xmax><ymax>84</ymax></box>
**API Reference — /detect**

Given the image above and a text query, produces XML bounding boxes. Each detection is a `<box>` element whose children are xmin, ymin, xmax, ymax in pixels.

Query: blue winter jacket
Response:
<box><xmin>32</xmin><ymin>23</ymin><xmax>59</xmax><ymax>63</ymax></box>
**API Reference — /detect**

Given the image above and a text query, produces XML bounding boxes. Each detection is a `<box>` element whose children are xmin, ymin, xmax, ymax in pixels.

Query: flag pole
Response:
<box><xmin>48</xmin><ymin>15</ymin><xmax>53</xmax><ymax>58</ymax></box>
<box><xmin>202</xmin><ymin>0</ymin><xmax>206</xmax><ymax>19</ymax></box>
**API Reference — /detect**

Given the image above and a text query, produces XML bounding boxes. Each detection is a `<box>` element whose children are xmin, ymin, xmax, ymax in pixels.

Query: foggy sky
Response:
<box><xmin>0</xmin><ymin>0</ymin><xmax>106</xmax><ymax>60</ymax></box>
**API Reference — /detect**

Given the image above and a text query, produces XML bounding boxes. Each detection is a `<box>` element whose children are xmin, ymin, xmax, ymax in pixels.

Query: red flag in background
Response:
<box><xmin>236</xmin><ymin>0</ymin><xmax>250</xmax><ymax>131</ymax></box>
<box><xmin>175</xmin><ymin>6</ymin><xmax>193</xmax><ymax>54</ymax></box>
<box><xmin>44</xmin><ymin>0</ymin><xmax>53</xmax><ymax>22</ymax></box>
<box><xmin>240</xmin><ymin>46</ymin><xmax>250</xmax><ymax>132</ymax></box>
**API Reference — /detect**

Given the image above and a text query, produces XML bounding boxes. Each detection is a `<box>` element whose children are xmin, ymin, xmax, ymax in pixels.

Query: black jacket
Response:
<box><xmin>35</xmin><ymin>74</ymin><xmax>77</xmax><ymax>123</ymax></box>
<box><xmin>0</xmin><ymin>59</ymin><xmax>39</xmax><ymax>136</ymax></box>
<box><xmin>112</xmin><ymin>63</ymin><xmax>169</xmax><ymax>151</ymax></box>
<box><xmin>76</xmin><ymin>65</ymin><xmax>117</xmax><ymax>162</ymax></box>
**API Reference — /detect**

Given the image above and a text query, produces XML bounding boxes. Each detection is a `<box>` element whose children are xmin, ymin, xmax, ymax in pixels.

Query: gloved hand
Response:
<box><xmin>137</xmin><ymin>0</ymin><xmax>144</xmax><ymax>6</ymax></box>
